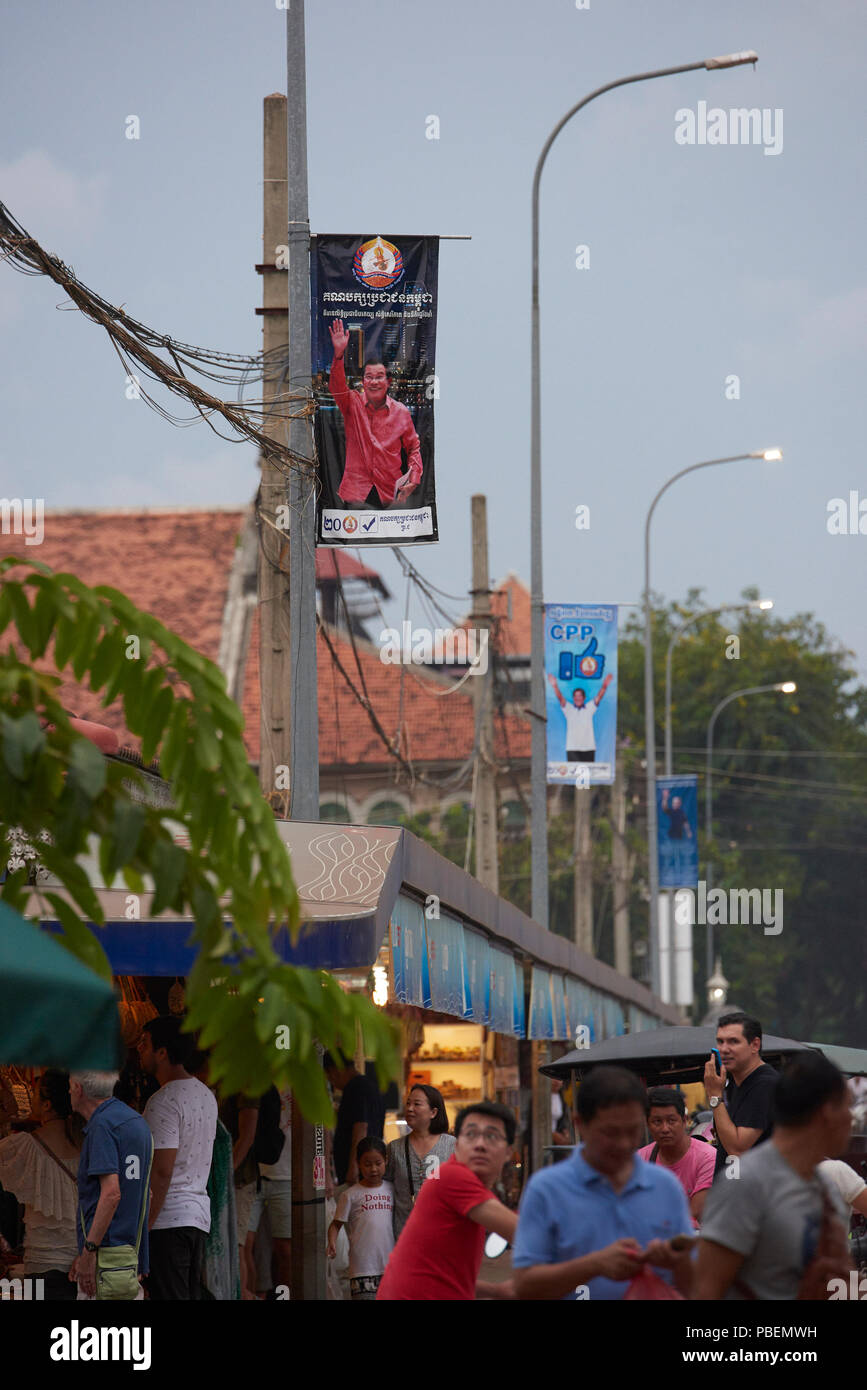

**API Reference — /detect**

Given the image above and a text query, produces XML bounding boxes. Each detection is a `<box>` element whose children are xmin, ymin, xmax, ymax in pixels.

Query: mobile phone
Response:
<box><xmin>711</xmin><ymin>1047</ymin><xmax>722</xmax><ymax>1075</ymax></box>
<box><xmin>558</xmin><ymin>652</ymin><xmax>573</xmax><ymax>681</ymax></box>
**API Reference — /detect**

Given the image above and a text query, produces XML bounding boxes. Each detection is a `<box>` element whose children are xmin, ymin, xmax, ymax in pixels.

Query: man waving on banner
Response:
<box><xmin>328</xmin><ymin>319</ymin><xmax>423</xmax><ymax>508</ymax></box>
<box><xmin>548</xmin><ymin>671</ymin><xmax>613</xmax><ymax>763</ymax></box>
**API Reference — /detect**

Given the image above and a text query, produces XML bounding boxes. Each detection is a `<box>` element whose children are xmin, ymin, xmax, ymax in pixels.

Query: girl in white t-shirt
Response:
<box><xmin>326</xmin><ymin>1138</ymin><xmax>394</xmax><ymax>1301</ymax></box>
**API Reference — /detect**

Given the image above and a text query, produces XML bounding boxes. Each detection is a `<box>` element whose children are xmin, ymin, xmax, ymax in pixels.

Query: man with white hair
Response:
<box><xmin>69</xmin><ymin>1071</ymin><xmax>153</xmax><ymax>1300</ymax></box>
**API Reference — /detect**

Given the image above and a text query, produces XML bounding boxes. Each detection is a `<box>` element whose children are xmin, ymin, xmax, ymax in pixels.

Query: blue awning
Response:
<box><xmin>40</xmin><ymin>915</ymin><xmax>384</xmax><ymax>975</ymax></box>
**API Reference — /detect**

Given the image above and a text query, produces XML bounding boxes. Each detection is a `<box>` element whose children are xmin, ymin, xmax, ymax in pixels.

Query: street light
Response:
<box><xmin>664</xmin><ymin>599</ymin><xmax>774</xmax><ymax>777</ymax></box>
<box><xmin>644</xmin><ymin>449</ymin><xmax>782</xmax><ymax>995</ymax></box>
<box><xmin>703</xmin><ymin>680</ymin><xmax>797</xmax><ymax>977</ymax></box>
<box><xmin>661</xmin><ymin>597</ymin><xmax>772</xmax><ymax>1006</ymax></box>
<box><xmin>529</xmin><ymin>49</ymin><xmax>760</xmax><ymax>928</ymax></box>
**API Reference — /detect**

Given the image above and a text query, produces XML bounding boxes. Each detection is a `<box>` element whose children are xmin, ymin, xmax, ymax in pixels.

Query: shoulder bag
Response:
<box><xmin>79</xmin><ymin>1132</ymin><xmax>154</xmax><ymax>1300</ymax></box>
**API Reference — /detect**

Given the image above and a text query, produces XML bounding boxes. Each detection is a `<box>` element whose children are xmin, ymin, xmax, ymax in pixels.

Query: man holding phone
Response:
<box><xmin>704</xmin><ymin>1013</ymin><xmax>779</xmax><ymax>1181</ymax></box>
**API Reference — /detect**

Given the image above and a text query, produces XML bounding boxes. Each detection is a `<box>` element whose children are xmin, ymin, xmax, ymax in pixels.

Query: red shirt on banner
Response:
<box><xmin>376</xmin><ymin>1155</ymin><xmax>491</xmax><ymax>1300</ymax></box>
<box><xmin>329</xmin><ymin>356</ymin><xmax>422</xmax><ymax>505</ymax></box>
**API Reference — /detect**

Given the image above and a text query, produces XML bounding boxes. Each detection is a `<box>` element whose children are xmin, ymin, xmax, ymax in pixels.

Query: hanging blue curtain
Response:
<box><xmin>529</xmin><ymin>966</ymin><xmax>555</xmax><ymax>1040</ymax></box>
<box><xmin>390</xmin><ymin>893</ymin><xmax>429</xmax><ymax>1007</ymax></box>
<box><xmin>425</xmin><ymin>911</ymin><xmax>470</xmax><ymax>1018</ymax></box>
<box><xmin>550</xmin><ymin>972</ymin><xmax>569</xmax><ymax>1040</ymax></box>
<box><xmin>463</xmin><ymin>928</ymin><xmax>491</xmax><ymax>1024</ymax></box>
<box><xmin>489</xmin><ymin>943</ymin><xmax>520</xmax><ymax>1036</ymax></box>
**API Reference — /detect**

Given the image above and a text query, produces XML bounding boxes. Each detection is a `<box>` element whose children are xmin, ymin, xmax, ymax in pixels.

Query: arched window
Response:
<box><xmin>501</xmin><ymin>800</ymin><xmax>527</xmax><ymax>837</ymax></box>
<box><xmin>366</xmin><ymin>799</ymin><xmax>407</xmax><ymax>826</ymax></box>
<box><xmin>319</xmin><ymin>800</ymin><xmax>349</xmax><ymax>823</ymax></box>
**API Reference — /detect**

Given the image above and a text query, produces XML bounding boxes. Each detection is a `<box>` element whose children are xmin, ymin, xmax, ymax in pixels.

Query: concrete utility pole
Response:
<box><xmin>611</xmin><ymin>767</ymin><xmax>632</xmax><ymax>976</ymax></box>
<box><xmin>572</xmin><ymin>789</ymin><xmax>593</xmax><ymax>954</ymax></box>
<box><xmin>285</xmin><ymin>1</ymin><xmax>318</xmax><ymax>824</ymax></box>
<box><xmin>470</xmin><ymin>495</ymin><xmax>499</xmax><ymax>894</ymax></box>
<box><xmin>257</xmin><ymin>93</ymin><xmax>292</xmax><ymax>813</ymax></box>
<box><xmin>284</xmin><ymin>0</ymin><xmax>325</xmax><ymax>1303</ymax></box>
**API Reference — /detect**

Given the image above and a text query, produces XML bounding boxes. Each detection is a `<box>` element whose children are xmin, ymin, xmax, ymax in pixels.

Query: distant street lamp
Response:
<box><xmin>529</xmin><ymin>52</ymin><xmax>761</xmax><ymax>928</ymax></box>
<box><xmin>703</xmin><ymin>680</ymin><xmax>797</xmax><ymax>976</ymax></box>
<box><xmin>644</xmin><ymin>450</ymin><xmax>782</xmax><ymax>995</ymax></box>
<box><xmin>664</xmin><ymin>599</ymin><xmax>774</xmax><ymax>777</ymax></box>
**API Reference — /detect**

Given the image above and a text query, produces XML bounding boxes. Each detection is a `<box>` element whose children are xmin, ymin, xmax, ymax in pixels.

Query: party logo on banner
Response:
<box><xmin>352</xmin><ymin>237</ymin><xmax>404</xmax><ymax>289</ymax></box>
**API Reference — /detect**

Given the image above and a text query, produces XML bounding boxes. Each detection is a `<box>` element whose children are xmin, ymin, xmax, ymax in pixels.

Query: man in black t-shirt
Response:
<box><xmin>324</xmin><ymin>1052</ymin><xmax>385</xmax><ymax>1187</ymax></box>
<box><xmin>704</xmin><ymin>1013</ymin><xmax>779</xmax><ymax>1181</ymax></box>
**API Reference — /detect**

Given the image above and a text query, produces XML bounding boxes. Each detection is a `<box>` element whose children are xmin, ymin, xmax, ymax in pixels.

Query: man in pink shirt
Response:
<box><xmin>638</xmin><ymin>1088</ymin><xmax>716</xmax><ymax>1227</ymax></box>
<box><xmin>328</xmin><ymin>318</ymin><xmax>423</xmax><ymax>507</ymax></box>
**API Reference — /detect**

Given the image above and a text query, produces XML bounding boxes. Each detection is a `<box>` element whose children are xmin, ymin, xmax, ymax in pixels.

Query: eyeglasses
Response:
<box><xmin>460</xmin><ymin>1126</ymin><xmax>508</xmax><ymax>1146</ymax></box>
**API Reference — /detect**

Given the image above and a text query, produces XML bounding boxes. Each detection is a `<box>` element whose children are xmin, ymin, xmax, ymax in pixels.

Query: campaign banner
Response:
<box><xmin>657</xmin><ymin>774</ymin><xmax>699</xmax><ymax>888</ymax></box>
<box><xmin>311</xmin><ymin>234</ymin><xmax>439</xmax><ymax>546</ymax></box>
<box><xmin>544</xmin><ymin>604</ymin><xmax>618</xmax><ymax>785</ymax></box>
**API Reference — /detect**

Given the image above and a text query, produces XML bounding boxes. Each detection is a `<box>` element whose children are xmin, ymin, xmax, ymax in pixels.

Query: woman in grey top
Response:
<box><xmin>385</xmin><ymin>1084</ymin><xmax>456</xmax><ymax>1239</ymax></box>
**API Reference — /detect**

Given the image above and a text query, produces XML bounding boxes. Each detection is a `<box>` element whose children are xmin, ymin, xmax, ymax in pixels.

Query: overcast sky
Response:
<box><xmin>2</xmin><ymin>0</ymin><xmax>865</xmax><ymax>683</ymax></box>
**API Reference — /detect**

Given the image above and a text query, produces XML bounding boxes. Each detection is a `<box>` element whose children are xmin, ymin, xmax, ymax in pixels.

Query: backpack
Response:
<box><xmin>252</xmin><ymin>1086</ymin><xmax>285</xmax><ymax>1166</ymax></box>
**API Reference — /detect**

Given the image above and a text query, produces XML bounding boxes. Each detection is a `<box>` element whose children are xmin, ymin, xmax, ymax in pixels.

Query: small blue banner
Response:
<box><xmin>657</xmin><ymin>774</ymin><xmax>699</xmax><ymax>888</ymax></box>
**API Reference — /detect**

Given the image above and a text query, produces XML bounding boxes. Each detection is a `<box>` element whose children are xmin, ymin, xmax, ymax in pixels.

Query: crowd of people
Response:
<box><xmin>1</xmin><ymin>1010</ymin><xmax>864</xmax><ymax>1301</ymax></box>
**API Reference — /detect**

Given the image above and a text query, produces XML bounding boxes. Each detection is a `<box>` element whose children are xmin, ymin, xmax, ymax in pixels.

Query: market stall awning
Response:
<box><xmin>0</xmin><ymin>901</ymin><xmax>122</xmax><ymax>1069</ymax></box>
<box><xmin>806</xmin><ymin>1042</ymin><xmax>867</xmax><ymax>1076</ymax></box>
<box><xmin>26</xmin><ymin>819</ymin><xmax>680</xmax><ymax>1039</ymax></box>
<box><xmin>541</xmin><ymin>1025</ymin><xmax>811</xmax><ymax>1086</ymax></box>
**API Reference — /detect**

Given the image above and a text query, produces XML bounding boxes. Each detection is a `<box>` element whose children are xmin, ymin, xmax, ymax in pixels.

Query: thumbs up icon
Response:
<box><xmin>576</xmin><ymin>637</ymin><xmax>605</xmax><ymax>679</ymax></box>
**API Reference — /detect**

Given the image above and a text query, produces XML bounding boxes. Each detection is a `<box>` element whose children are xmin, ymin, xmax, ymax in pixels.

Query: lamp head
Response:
<box><xmin>705</xmin><ymin>51</ymin><xmax>759</xmax><ymax>69</ymax></box>
<box><xmin>755</xmin><ymin>599</ymin><xmax>774</xmax><ymax>611</ymax></box>
<box><xmin>777</xmin><ymin>681</ymin><xmax>797</xmax><ymax>694</ymax></box>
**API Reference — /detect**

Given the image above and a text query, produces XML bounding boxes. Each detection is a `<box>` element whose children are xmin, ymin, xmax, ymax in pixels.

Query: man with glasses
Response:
<box><xmin>377</xmin><ymin>1102</ymin><xmax>518</xmax><ymax>1300</ymax></box>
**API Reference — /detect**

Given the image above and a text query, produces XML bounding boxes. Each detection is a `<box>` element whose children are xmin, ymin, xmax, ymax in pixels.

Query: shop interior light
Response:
<box><xmin>372</xmin><ymin>965</ymin><xmax>389</xmax><ymax>1007</ymax></box>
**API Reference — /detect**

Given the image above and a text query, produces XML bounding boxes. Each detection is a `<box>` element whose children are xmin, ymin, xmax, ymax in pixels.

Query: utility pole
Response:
<box><xmin>257</xmin><ymin>93</ymin><xmax>291</xmax><ymax>814</ymax></box>
<box><xmin>470</xmin><ymin>495</ymin><xmax>498</xmax><ymax>893</ymax></box>
<box><xmin>572</xmin><ymin>788</ymin><xmax>593</xmax><ymax>953</ymax></box>
<box><xmin>611</xmin><ymin>765</ymin><xmax>631</xmax><ymax>976</ymax></box>
<box><xmin>284</xmin><ymin>0</ymin><xmax>325</xmax><ymax>1303</ymax></box>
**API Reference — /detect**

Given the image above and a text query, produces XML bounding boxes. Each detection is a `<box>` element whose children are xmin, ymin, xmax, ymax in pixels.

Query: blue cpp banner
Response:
<box><xmin>657</xmin><ymin>774</ymin><xmax>699</xmax><ymax>888</ymax></box>
<box><xmin>544</xmin><ymin>604</ymin><xmax>618</xmax><ymax>785</ymax></box>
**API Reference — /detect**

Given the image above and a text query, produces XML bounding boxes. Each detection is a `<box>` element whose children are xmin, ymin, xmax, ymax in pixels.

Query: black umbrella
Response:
<box><xmin>540</xmin><ymin>1026</ymin><xmax>811</xmax><ymax>1087</ymax></box>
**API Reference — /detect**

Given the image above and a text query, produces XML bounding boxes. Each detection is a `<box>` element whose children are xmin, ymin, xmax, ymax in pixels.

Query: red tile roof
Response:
<box><xmin>1</xmin><ymin>511</ymin><xmax>530</xmax><ymax>768</ymax></box>
<box><xmin>458</xmin><ymin>572</ymin><xmax>531</xmax><ymax>658</ymax></box>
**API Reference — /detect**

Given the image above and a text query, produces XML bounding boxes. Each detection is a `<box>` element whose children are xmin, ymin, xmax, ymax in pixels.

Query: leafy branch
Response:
<box><xmin>0</xmin><ymin>557</ymin><xmax>400</xmax><ymax>1120</ymax></box>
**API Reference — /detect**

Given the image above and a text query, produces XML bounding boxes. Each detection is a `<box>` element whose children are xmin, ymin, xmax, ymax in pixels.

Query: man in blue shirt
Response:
<box><xmin>513</xmin><ymin>1066</ymin><xmax>694</xmax><ymax>1299</ymax></box>
<box><xmin>69</xmin><ymin>1071</ymin><xmax>152</xmax><ymax>1299</ymax></box>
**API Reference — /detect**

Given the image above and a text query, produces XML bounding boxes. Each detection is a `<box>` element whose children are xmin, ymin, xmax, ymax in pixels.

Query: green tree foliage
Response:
<box><xmin>622</xmin><ymin>591</ymin><xmax>867</xmax><ymax>1041</ymax></box>
<box><xmin>0</xmin><ymin>559</ymin><xmax>399</xmax><ymax>1119</ymax></box>
<box><xmin>408</xmin><ymin>594</ymin><xmax>867</xmax><ymax>1042</ymax></box>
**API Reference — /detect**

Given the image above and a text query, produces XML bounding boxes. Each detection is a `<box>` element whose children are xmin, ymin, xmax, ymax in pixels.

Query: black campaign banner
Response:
<box><xmin>311</xmin><ymin>234</ymin><xmax>438</xmax><ymax>546</ymax></box>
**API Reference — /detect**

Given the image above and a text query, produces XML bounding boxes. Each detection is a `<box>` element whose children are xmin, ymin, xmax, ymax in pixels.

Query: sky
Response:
<box><xmin>2</xmin><ymin>0</ymin><xmax>865</xmax><ymax>683</ymax></box>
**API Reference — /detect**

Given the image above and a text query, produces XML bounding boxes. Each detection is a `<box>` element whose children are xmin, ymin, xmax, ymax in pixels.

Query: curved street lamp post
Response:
<box><xmin>703</xmin><ymin>680</ymin><xmax>797</xmax><ymax>978</ymax></box>
<box><xmin>644</xmin><ymin>450</ymin><xmax>782</xmax><ymax>997</ymax></box>
<box><xmin>529</xmin><ymin>51</ymin><xmax>760</xmax><ymax>929</ymax></box>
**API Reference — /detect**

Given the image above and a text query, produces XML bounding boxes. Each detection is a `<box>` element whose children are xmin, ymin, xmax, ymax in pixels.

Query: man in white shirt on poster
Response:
<box><xmin>138</xmin><ymin>1016</ymin><xmax>217</xmax><ymax>1300</ymax></box>
<box><xmin>548</xmin><ymin>672</ymin><xmax>613</xmax><ymax>763</ymax></box>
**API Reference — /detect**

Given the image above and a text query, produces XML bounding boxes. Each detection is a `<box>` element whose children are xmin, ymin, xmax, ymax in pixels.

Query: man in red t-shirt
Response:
<box><xmin>377</xmin><ymin>1102</ymin><xmax>518</xmax><ymax>1300</ymax></box>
